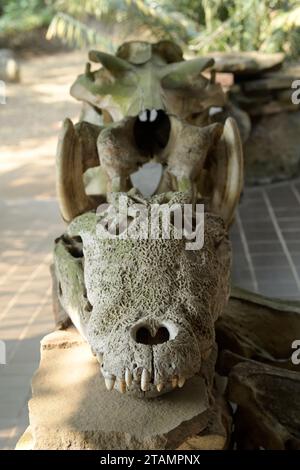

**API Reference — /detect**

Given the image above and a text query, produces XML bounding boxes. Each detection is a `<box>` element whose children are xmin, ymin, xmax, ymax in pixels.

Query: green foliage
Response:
<box><xmin>0</xmin><ymin>0</ymin><xmax>53</xmax><ymax>35</ymax></box>
<box><xmin>1</xmin><ymin>0</ymin><xmax>300</xmax><ymax>58</ymax></box>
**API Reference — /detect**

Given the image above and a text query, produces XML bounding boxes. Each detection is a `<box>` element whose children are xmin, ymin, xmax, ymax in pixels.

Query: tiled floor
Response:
<box><xmin>230</xmin><ymin>180</ymin><xmax>300</xmax><ymax>300</ymax></box>
<box><xmin>0</xmin><ymin>51</ymin><xmax>80</xmax><ymax>450</ymax></box>
<box><xmin>0</xmin><ymin>199</ymin><xmax>63</xmax><ymax>450</ymax></box>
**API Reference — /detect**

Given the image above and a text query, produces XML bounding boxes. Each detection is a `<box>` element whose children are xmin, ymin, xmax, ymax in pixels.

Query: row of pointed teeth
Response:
<box><xmin>101</xmin><ymin>367</ymin><xmax>185</xmax><ymax>393</ymax></box>
<box><xmin>138</xmin><ymin>109</ymin><xmax>158</xmax><ymax>122</ymax></box>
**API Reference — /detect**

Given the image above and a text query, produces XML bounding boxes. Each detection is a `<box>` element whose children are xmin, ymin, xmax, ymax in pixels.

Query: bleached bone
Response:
<box><xmin>209</xmin><ymin>117</ymin><xmax>244</xmax><ymax>226</ymax></box>
<box><xmin>89</xmin><ymin>50</ymin><xmax>134</xmax><ymax>76</ymax></box>
<box><xmin>56</xmin><ymin>119</ymin><xmax>104</xmax><ymax>222</ymax></box>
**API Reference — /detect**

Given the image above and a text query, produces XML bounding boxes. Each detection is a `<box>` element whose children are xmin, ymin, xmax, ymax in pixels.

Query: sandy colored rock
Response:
<box><xmin>28</xmin><ymin>329</ymin><xmax>214</xmax><ymax>450</ymax></box>
<box><xmin>245</xmin><ymin>100</ymin><xmax>299</xmax><ymax>117</ymax></box>
<box><xmin>177</xmin><ymin>396</ymin><xmax>232</xmax><ymax>450</ymax></box>
<box><xmin>228</xmin><ymin>361</ymin><xmax>300</xmax><ymax>449</ymax></box>
<box><xmin>243</xmin><ymin>74</ymin><xmax>295</xmax><ymax>93</ymax></box>
<box><xmin>243</xmin><ymin>111</ymin><xmax>300</xmax><ymax>184</ymax></box>
<box><xmin>209</xmin><ymin>52</ymin><xmax>284</xmax><ymax>75</ymax></box>
<box><xmin>216</xmin><ymin>286</ymin><xmax>300</xmax><ymax>372</ymax></box>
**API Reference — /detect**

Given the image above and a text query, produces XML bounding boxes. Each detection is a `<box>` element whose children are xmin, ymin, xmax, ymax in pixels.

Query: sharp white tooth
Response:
<box><xmin>96</xmin><ymin>352</ymin><xmax>103</xmax><ymax>363</ymax></box>
<box><xmin>125</xmin><ymin>369</ymin><xmax>132</xmax><ymax>387</ymax></box>
<box><xmin>105</xmin><ymin>376</ymin><xmax>115</xmax><ymax>391</ymax></box>
<box><xmin>178</xmin><ymin>377</ymin><xmax>185</xmax><ymax>388</ymax></box>
<box><xmin>149</xmin><ymin>109</ymin><xmax>158</xmax><ymax>122</ymax></box>
<box><xmin>119</xmin><ymin>379</ymin><xmax>126</xmax><ymax>394</ymax></box>
<box><xmin>156</xmin><ymin>383</ymin><xmax>164</xmax><ymax>392</ymax></box>
<box><xmin>138</xmin><ymin>110</ymin><xmax>147</xmax><ymax>122</ymax></box>
<box><xmin>171</xmin><ymin>376</ymin><xmax>178</xmax><ymax>388</ymax></box>
<box><xmin>141</xmin><ymin>369</ymin><xmax>150</xmax><ymax>392</ymax></box>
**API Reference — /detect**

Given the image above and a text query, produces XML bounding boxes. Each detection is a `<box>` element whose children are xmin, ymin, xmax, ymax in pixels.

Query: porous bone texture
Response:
<box><xmin>54</xmin><ymin>192</ymin><xmax>231</xmax><ymax>396</ymax></box>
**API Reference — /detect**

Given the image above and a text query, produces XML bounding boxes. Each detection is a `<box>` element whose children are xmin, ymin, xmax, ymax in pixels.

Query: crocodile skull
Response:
<box><xmin>54</xmin><ymin>192</ymin><xmax>231</xmax><ymax>397</ymax></box>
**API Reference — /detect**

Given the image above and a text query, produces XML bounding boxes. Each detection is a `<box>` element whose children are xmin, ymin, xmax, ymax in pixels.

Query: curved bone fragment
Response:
<box><xmin>56</xmin><ymin>118</ymin><xmax>102</xmax><ymax>222</ymax></box>
<box><xmin>210</xmin><ymin>117</ymin><xmax>244</xmax><ymax>226</ymax></box>
<box><xmin>161</xmin><ymin>57</ymin><xmax>214</xmax><ymax>89</ymax></box>
<box><xmin>88</xmin><ymin>50</ymin><xmax>134</xmax><ymax>76</ymax></box>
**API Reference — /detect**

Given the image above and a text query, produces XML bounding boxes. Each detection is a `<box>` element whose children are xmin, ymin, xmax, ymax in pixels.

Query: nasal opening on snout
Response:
<box><xmin>134</xmin><ymin>109</ymin><xmax>171</xmax><ymax>157</ymax></box>
<box><xmin>130</xmin><ymin>321</ymin><xmax>178</xmax><ymax>346</ymax></box>
<box><xmin>136</xmin><ymin>326</ymin><xmax>169</xmax><ymax>345</ymax></box>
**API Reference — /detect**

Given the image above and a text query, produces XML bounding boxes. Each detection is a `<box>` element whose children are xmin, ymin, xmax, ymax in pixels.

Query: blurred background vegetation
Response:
<box><xmin>0</xmin><ymin>0</ymin><xmax>300</xmax><ymax>57</ymax></box>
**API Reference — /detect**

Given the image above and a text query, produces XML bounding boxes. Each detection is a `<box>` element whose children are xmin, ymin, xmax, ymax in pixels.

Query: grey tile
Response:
<box><xmin>0</xmin><ymin>401</ymin><xmax>28</xmax><ymax>421</ymax></box>
<box><xmin>286</xmin><ymin>241</ymin><xmax>300</xmax><ymax>253</ymax></box>
<box><xmin>290</xmin><ymin>254</ymin><xmax>300</xmax><ymax>267</ymax></box>
<box><xmin>239</xmin><ymin>209</ymin><xmax>269</xmax><ymax>221</ymax></box>
<box><xmin>234</xmin><ymin>280</ymin><xmax>256</xmax><ymax>292</ymax></box>
<box><xmin>230</xmin><ymin>240</ymin><xmax>244</xmax><ymax>253</ymax></box>
<box><xmin>248</xmin><ymin>242</ymin><xmax>284</xmax><ymax>254</ymax></box>
<box><xmin>251</xmin><ymin>253</ymin><xmax>290</xmax><ymax>268</ymax></box>
<box><xmin>267</xmin><ymin>187</ymin><xmax>298</xmax><ymax>203</ymax></box>
<box><xmin>245</xmin><ymin>231</ymin><xmax>279</xmax><ymax>242</ymax></box>
<box><xmin>231</xmin><ymin>267</ymin><xmax>253</xmax><ymax>279</ymax></box>
<box><xmin>231</xmin><ymin>253</ymin><xmax>249</xmax><ymax>269</ymax></box>
<box><xmin>278</xmin><ymin>219</ymin><xmax>300</xmax><ymax>230</ymax></box>
<box><xmin>280</xmin><ymin>230</ymin><xmax>300</xmax><ymax>241</ymax></box>
<box><xmin>273</xmin><ymin>207</ymin><xmax>300</xmax><ymax>218</ymax></box>
<box><xmin>242</xmin><ymin>221</ymin><xmax>275</xmax><ymax>231</ymax></box>
<box><xmin>254</xmin><ymin>267</ymin><xmax>296</xmax><ymax>283</ymax></box>
<box><xmin>240</xmin><ymin>200</ymin><xmax>266</xmax><ymax>211</ymax></box>
<box><xmin>256</xmin><ymin>281</ymin><xmax>299</xmax><ymax>298</ymax></box>
<box><xmin>229</xmin><ymin>232</ymin><xmax>243</xmax><ymax>242</ymax></box>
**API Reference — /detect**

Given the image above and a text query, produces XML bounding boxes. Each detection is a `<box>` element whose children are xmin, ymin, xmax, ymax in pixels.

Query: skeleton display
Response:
<box><xmin>54</xmin><ymin>40</ymin><xmax>243</xmax><ymax>397</ymax></box>
<box><xmin>12</xmin><ymin>41</ymin><xmax>300</xmax><ymax>450</ymax></box>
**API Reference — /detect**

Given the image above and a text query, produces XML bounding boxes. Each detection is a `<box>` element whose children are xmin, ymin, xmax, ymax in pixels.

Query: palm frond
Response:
<box><xmin>46</xmin><ymin>12</ymin><xmax>115</xmax><ymax>51</ymax></box>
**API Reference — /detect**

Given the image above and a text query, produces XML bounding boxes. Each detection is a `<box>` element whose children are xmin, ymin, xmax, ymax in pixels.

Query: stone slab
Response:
<box><xmin>28</xmin><ymin>329</ymin><xmax>214</xmax><ymax>450</ymax></box>
<box><xmin>208</xmin><ymin>52</ymin><xmax>284</xmax><ymax>75</ymax></box>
